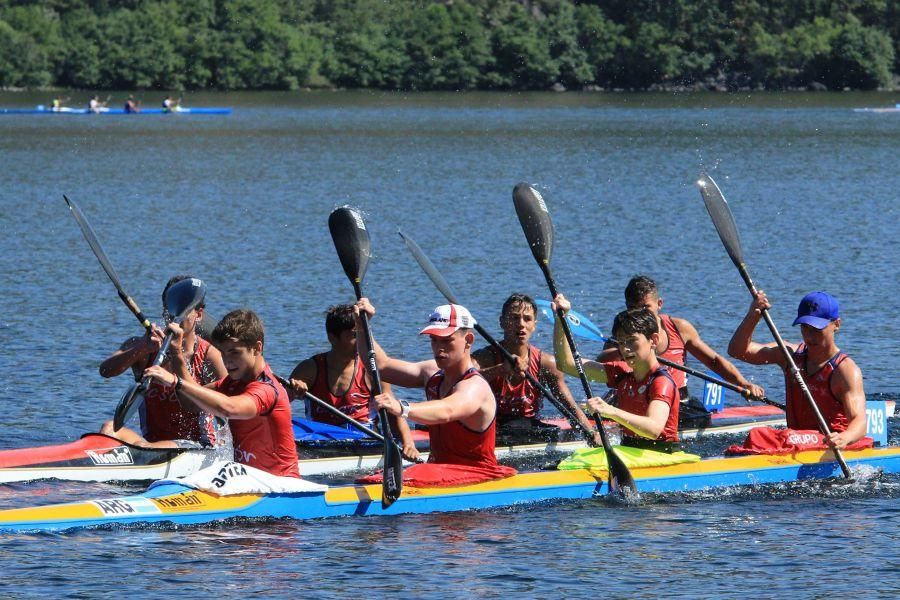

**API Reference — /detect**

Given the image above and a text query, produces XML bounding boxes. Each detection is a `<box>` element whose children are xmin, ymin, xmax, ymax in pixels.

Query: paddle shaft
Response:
<box><xmin>350</xmin><ymin>283</ymin><xmax>408</xmax><ymax>481</ymax></box>
<box><xmin>535</xmin><ymin>263</ymin><xmax>636</xmax><ymax>492</ymax></box>
<box><xmin>541</xmin><ymin>264</ymin><xmax>596</xmax><ymax>401</ymax></box>
<box><xmin>274</xmin><ymin>374</ymin><xmax>385</xmax><ymax>442</ymax></box>
<box><xmin>64</xmin><ymin>195</ymin><xmax>151</xmax><ymax>333</ymax></box>
<box><xmin>472</xmin><ymin>322</ymin><xmax>598</xmax><ymax>446</ymax></box>
<box><xmin>654</xmin><ymin>353</ymin><xmax>784</xmax><ymax>410</ymax></box>
<box><xmin>735</xmin><ymin>263</ymin><xmax>851</xmax><ymax>477</ymax></box>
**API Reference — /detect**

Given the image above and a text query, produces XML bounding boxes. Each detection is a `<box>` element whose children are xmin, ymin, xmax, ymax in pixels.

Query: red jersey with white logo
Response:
<box><xmin>657</xmin><ymin>314</ymin><xmax>686</xmax><ymax>389</ymax></box>
<box><xmin>425</xmin><ymin>368</ymin><xmax>500</xmax><ymax>467</ymax></box>
<box><xmin>487</xmin><ymin>345</ymin><xmax>543</xmax><ymax>419</ymax></box>
<box><xmin>783</xmin><ymin>344</ymin><xmax>850</xmax><ymax>432</ymax></box>
<box><xmin>307</xmin><ymin>353</ymin><xmax>371</xmax><ymax>425</ymax></box>
<box><xmin>604</xmin><ymin>361</ymin><xmax>679</xmax><ymax>442</ymax></box>
<box><xmin>142</xmin><ymin>337</ymin><xmax>221</xmax><ymax>445</ymax></box>
<box><xmin>213</xmin><ymin>363</ymin><xmax>300</xmax><ymax>478</ymax></box>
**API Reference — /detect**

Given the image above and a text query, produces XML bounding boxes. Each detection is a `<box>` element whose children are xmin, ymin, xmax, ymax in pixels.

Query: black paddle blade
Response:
<box><xmin>398</xmin><ymin>230</ymin><xmax>461</xmax><ymax>305</ymax></box>
<box><xmin>113</xmin><ymin>383</ymin><xmax>142</xmax><ymax>431</ymax></box>
<box><xmin>381</xmin><ymin>426</ymin><xmax>404</xmax><ymax>508</ymax></box>
<box><xmin>512</xmin><ymin>183</ymin><xmax>554</xmax><ymax>265</ymax></box>
<box><xmin>164</xmin><ymin>277</ymin><xmax>207</xmax><ymax>322</ymax></box>
<box><xmin>329</xmin><ymin>207</ymin><xmax>371</xmax><ymax>287</ymax></box>
<box><xmin>605</xmin><ymin>445</ymin><xmax>637</xmax><ymax>496</ymax></box>
<box><xmin>697</xmin><ymin>173</ymin><xmax>745</xmax><ymax>268</ymax></box>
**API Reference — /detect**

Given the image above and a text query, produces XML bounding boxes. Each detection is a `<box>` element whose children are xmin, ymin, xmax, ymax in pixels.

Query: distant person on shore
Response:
<box><xmin>124</xmin><ymin>95</ymin><xmax>141</xmax><ymax>114</ymax></box>
<box><xmin>727</xmin><ymin>291</ymin><xmax>869</xmax><ymax>452</ymax></box>
<box><xmin>88</xmin><ymin>95</ymin><xmax>107</xmax><ymax>114</ymax></box>
<box><xmin>162</xmin><ymin>95</ymin><xmax>181</xmax><ymax>113</ymax></box>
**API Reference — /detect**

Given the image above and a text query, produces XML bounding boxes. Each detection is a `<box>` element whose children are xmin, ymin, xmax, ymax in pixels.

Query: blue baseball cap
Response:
<box><xmin>792</xmin><ymin>291</ymin><xmax>839</xmax><ymax>329</ymax></box>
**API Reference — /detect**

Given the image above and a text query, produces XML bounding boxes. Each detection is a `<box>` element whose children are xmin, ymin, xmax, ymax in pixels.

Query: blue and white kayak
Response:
<box><xmin>0</xmin><ymin>446</ymin><xmax>897</xmax><ymax>533</ymax></box>
<box><xmin>0</xmin><ymin>106</ymin><xmax>232</xmax><ymax>115</ymax></box>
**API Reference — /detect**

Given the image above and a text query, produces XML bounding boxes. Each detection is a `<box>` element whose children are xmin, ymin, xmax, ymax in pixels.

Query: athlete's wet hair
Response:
<box><xmin>501</xmin><ymin>293</ymin><xmax>538</xmax><ymax>318</ymax></box>
<box><xmin>325</xmin><ymin>304</ymin><xmax>356</xmax><ymax>338</ymax></box>
<box><xmin>611</xmin><ymin>307</ymin><xmax>659</xmax><ymax>340</ymax></box>
<box><xmin>212</xmin><ymin>309</ymin><xmax>265</xmax><ymax>349</ymax></box>
<box><xmin>162</xmin><ymin>275</ymin><xmax>205</xmax><ymax>309</ymax></box>
<box><xmin>624</xmin><ymin>275</ymin><xmax>659</xmax><ymax>308</ymax></box>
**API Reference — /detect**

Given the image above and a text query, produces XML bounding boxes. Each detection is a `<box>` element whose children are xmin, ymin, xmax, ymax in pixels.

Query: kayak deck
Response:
<box><xmin>1</xmin><ymin>446</ymin><xmax>897</xmax><ymax>533</ymax></box>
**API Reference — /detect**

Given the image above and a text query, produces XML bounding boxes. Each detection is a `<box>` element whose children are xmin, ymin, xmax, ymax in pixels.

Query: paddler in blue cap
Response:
<box><xmin>728</xmin><ymin>291</ymin><xmax>868</xmax><ymax>451</ymax></box>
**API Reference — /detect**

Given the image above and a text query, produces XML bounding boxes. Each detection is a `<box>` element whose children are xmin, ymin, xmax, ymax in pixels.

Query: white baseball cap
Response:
<box><xmin>419</xmin><ymin>304</ymin><xmax>477</xmax><ymax>337</ymax></box>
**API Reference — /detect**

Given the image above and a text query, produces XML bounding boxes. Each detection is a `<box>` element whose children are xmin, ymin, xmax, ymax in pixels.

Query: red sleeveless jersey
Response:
<box><xmin>783</xmin><ymin>344</ymin><xmax>850</xmax><ymax>432</ymax></box>
<box><xmin>604</xmin><ymin>361</ymin><xmax>680</xmax><ymax>442</ymax></box>
<box><xmin>142</xmin><ymin>337</ymin><xmax>220</xmax><ymax>445</ymax></box>
<box><xmin>308</xmin><ymin>353</ymin><xmax>371</xmax><ymax>425</ymax></box>
<box><xmin>425</xmin><ymin>368</ymin><xmax>500</xmax><ymax>468</ymax></box>
<box><xmin>487</xmin><ymin>345</ymin><xmax>543</xmax><ymax>418</ymax></box>
<box><xmin>657</xmin><ymin>314</ymin><xmax>687</xmax><ymax>389</ymax></box>
<box><xmin>214</xmin><ymin>363</ymin><xmax>300</xmax><ymax>478</ymax></box>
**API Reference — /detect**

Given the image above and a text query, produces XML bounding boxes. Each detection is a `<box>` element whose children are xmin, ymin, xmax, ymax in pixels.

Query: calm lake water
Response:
<box><xmin>0</xmin><ymin>90</ymin><xmax>898</xmax><ymax>598</ymax></box>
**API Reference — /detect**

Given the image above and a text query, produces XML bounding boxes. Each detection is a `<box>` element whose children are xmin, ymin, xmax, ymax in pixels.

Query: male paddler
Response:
<box><xmin>286</xmin><ymin>303</ymin><xmax>419</xmax><ymax>461</ymax></box>
<box><xmin>354</xmin><ymin>299</ymin><xmax>516</xmax><ymax>486</ymax></box>
<box><xmin>144</xmin><ymin>309</ymin><xmax>300</xmax><ymax>477</ymax></box>
<box><xmin>598</xmin><ymin>275</ymin><xmax>764</xmax><ymax>420</ymax></box>
<box><xmin>471</xmin><ymin>293</ymin><xmax>601</xmax><ymax>445</ymax></box>
<box><xmin>98</xmin><ymin>275</ymin><xmax>227</xmax><ymax>448</ymax></box>
<box><xmin>555</xmin><ymin>294</ymin><xmax>681</xmax><ymax>450</ymax></box>
<box><xmin>727</xmin><ymin>291</ymin><xmax>869</xmax><ymax>452</ymax></box>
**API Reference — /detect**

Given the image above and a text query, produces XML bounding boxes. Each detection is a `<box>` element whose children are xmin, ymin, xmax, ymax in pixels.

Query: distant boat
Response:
<box><xmin>853</xmin><ymin>103</ymin><xmax>900</xmax><ymax>113</ymax></box>
<box><xmin>0</xmin><ymin>105</ymin><xmax>232</xmax><ymax>115</ymax></box>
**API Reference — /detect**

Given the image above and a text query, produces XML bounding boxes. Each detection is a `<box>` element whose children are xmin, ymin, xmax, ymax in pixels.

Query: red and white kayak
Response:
<box><xmin>0</xmin><ymin>434</ymin><xmax>218</xmax><ymax>484</ymax></box>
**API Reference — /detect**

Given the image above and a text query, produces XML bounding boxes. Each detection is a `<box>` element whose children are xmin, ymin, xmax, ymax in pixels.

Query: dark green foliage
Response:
<box><xmin>0</xmin><ymin>0</ymin><xmax>895</xmax><ymax>91</ymax></box>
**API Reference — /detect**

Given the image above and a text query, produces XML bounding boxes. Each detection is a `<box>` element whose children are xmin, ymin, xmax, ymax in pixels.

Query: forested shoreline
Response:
<box><xmin>1</xmin><ymin>0</ymin><xmax>897</xmax><ymax>92</ymax></box>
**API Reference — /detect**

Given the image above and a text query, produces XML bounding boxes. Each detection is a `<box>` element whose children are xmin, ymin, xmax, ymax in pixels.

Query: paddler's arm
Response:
<box><xmin>143</xmin><ymin>365</ymin><xmax>258</xmax><ymax>419</ymax></box>
<box><xmin>588</xmin><ymin>395</ymin><xmax>671</xmax><ymax>440</ymax></box>
<box><xmin>552</xmin><ymin>294</ymin><xmax>608</xmax><ymax>383</ymax></box>
<box><xmin>98</xmin><ymin>326</ymin><xmax>164</xmax><ymax>378</ymax></box>
<box><xmin>828</xmin><ymin>357</ymin><xmax>867</xmax><ymax>449</ymax></box>
<box><xmin>353</xmin><ymin>298</ymin><xmax>436</xmax><ymax>388</ymax></box>
<box><xmin>389</xmin><ymin>395</ymin><xmax>421</xmax><ymax>462</ymax></box>
<box><xmin>676</xmin><ymin>317</ymin><xmax>765</xmax><ymax>399</ymax></box>
<box><xmin>373</xmin><ymin>377</ymin><xmax>486</xmax><ymax>427</ymax></box>
<box><xmin>540</xmin><ymin>353</ymin><xmax>602</xmax><ymax>446</ymax></box>
<box><xmin>285</xmin><ymin>358</ymin><xmax>315</xmax><ymax>400</ymax></box>
<box><xmin>727</xmin><ymin>291</ymin><xmax>787</xmax><ymax>366</ymax></box>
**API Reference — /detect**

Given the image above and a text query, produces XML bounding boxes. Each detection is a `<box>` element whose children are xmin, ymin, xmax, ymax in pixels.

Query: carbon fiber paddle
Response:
<box><xmin>329</xmin><ymin>207</ymin><xmax>403</xmax><ymax>507</ymax></box>
<box><xmin>512</xmin><ymin>182</ymin><xmax>637</xmax><ymax>496</ymax></box>
<box><xmin>697</xmin><ymin>173</ymin><xmax>851</xmax><ymax>478</ymax></box>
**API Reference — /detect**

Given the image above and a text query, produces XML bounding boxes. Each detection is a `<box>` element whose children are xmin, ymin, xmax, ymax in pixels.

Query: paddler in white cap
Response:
<box><xmin>354</xmin><ymin>300</ymin><xmax>516</xmax><ymax>487</ymax></box>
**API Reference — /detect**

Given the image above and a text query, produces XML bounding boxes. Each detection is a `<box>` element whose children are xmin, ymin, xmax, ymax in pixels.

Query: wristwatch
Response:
<box><xmin>397</xmin><ymin>398</ymin><xmax>410</xmax><ymax>419</ymax></box>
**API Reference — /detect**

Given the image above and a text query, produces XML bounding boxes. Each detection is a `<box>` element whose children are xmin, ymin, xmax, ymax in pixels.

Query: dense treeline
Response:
<box><xmin>0</xmin><ymin>0</ymin><xmax>896</xmax><ymax>91</ymax></box>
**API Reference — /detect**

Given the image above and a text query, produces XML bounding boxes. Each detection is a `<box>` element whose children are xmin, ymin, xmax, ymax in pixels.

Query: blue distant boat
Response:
<box><xmin>0</xmin><ymin>105</ymin><xmax>232</xmax><ymax>115</ymax></box>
